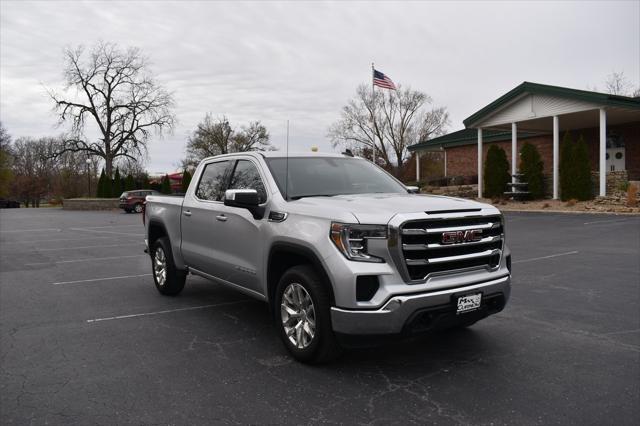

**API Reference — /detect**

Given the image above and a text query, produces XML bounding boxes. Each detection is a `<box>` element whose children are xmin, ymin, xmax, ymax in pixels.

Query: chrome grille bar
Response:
<box><xmin>402</xmin><ymin>235</ymin><xmax>502</xmax><ymax>251</ymax></box>
<box><xmin>402</xmin><ymin>222</ymin><xmax>497</xmax><ymax>235</ymax></box>
<box><xmin>405</xmin><ymin>249</ymin><xmax>500</xmax><ymax>266</ymax></box>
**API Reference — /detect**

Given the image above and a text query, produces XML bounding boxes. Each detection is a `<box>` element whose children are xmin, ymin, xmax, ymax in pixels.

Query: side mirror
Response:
<box><xmin>406</xmin><ymin>186</ymin><xmax>420</xmax><ymax>194</ymax></box>
<box><xmin>224</xmin><ymin>189</ymin><xmax>264</xmax><ymax>219</ymax></box>
<box><xmin>224</xmin><ymin>189</ymin><xmax>259</xmax><ymax>207</ymax></box>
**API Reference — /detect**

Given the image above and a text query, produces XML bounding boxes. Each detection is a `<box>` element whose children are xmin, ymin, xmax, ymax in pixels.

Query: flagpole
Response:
<box><xmin>371</xmin><ymin>62</ymin><xmax>376</xmax><ymax>165</ymax></box>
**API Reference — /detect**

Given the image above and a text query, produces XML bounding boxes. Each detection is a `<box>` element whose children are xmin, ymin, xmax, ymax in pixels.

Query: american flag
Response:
<box><xmin>373</xmin><ymin>69</ymin><xmax>396</xmax><ymax>90</ymax></box>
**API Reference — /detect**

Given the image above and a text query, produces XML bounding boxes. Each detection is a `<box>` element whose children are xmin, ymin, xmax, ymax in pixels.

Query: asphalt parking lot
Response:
<box><xmin>0</xmin><ymin>208</ymin><xmax>638</xmax><ymax>425</ymax></box>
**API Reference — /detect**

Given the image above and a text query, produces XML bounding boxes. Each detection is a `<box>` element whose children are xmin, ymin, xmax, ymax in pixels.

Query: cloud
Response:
<box><xmin>1</xmin><ymin>0</ymin><xmax>638</xmax><ymax>172</ymax></box>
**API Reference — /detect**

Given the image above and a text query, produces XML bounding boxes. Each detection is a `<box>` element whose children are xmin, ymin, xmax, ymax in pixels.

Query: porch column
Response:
<box><xmin>415</xmin><ymin>152</ymin><xmax>420</xmax><ymax>182</ymax></box>
<box><xmin>511</xmin><ymin>122</ymin><xmax>517</xmax><ymax>182</ymax></box>
<box><xmin>599</xmin><ymin>108</ymin><xmax>607</xmax><ymax>197</ymax></box>
<box><xmin>553</xmin><ymin>115</ymin><xmax>559</xmax><ymax>199</ymax></box>
<box><xmin>477</xmin><ymin>128</ymin><xmax>483</xmax><ymax>198</ymax></box>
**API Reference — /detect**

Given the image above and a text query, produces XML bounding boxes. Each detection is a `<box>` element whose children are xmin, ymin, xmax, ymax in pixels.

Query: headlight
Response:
<box><xmin>330</xmin><ymin>222</ymin><xmax>387</xmax><ymax>263</ymax></box>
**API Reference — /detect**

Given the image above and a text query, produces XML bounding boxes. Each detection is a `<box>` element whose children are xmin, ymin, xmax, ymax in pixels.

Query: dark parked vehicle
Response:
<box><xmin>119</xmin><ymin>190</ymin><xmax>159</xmax><ymax>213</ymax></box>
<box><xmin>0</xmin><ymin>199</ymin><xmax>20</xmax><ymax>208</ymax></box>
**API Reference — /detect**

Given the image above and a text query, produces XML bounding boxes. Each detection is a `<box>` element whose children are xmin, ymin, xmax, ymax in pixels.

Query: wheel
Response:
<box><xmin>274</xmin><ymin>265</ymin><xmax>342</xmax><ymax>363</ymax></box>
<box><xmin>134</xmin><ymin>203</ymin><xmax>143</xmax><ymax>213</ymax></box>
<box><xmin>150</xmin><ymin>237</ymin><xmax>186</xmax><ymax>296</ymax></box>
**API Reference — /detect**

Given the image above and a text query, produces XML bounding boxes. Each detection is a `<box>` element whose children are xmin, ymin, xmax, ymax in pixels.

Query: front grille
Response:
<box><xmin>399</xmin><ymin>215</ymin><xmax>503</xmax><ymax>281</ymax></box>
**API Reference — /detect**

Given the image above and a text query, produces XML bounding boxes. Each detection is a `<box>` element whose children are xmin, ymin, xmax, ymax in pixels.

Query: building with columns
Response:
<box><xmin>409</xmin><ymin>82</ymin><xmax>640</xmax><ymax>198</ymax></box>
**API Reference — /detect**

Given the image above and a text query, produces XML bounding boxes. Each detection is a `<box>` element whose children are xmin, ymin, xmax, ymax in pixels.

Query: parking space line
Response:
<box><xmin>52</xmin><ymin>273</ymin><xmax>152</xmax><ymax>285</ymax></box>
<box><xmin>81</xmin><ymin>225</ymin><xmax>143</xmax><ymax>229</ymax></box>
<box><xmin>583</xmin><ymin>219</ymin><xmax>632</xmax><ymax>226</ymax></box>
<box><xmin>0</xmin><ymin>228</ymin><xmax>61</xmax><ymax>233</ymax></box>
<box><xmin>86</xmin><ymin>300</ymin><xmax>251</xmax><ymax>323</ymax></box>
<box><xmin>37</xmin><ymin>243</ymin><xmax>142</xmax><ymax>252</ymax></box>
<box><xmin>27</xmin><ymin>254</ymin><xmax>146</xmax><ymax>266</ymax></box>
<box><xmin>14</xmin><ymin>236</ymin><xmax>116</xmax><ymax>244</ymax></box>
<box><xmin>71</xmin><ymin>227</ymin><xmax>144</xmax><ymax>237</ymax></box>
<box><xmin>513</xmin><ymin>251</ymin><xmax>579</xmax><ymax>264</ymax></box>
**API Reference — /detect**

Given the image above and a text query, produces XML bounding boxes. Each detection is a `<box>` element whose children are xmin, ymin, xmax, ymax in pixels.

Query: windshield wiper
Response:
<box><xmin>289</xmin><ymin>194</ymin><xmax>336</xmax><ymax>200</ymax></box>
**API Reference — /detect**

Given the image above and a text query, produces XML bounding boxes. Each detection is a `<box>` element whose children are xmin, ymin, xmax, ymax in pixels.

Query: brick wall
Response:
<box><xmin>445</xmin><ymin>135</ymin><xmax>553</xmax><ymax>178</ymax></box>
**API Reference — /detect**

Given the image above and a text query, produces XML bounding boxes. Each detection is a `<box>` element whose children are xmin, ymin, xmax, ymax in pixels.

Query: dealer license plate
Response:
<box><xmin>456</xmin><ymin>293</ymin><xmax>482</xmax><ymax>314</ymax></box>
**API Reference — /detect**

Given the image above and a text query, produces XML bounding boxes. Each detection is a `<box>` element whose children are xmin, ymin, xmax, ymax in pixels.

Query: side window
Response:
<box><xmin>196</xmin><ymin>161</ymin><xmax>229</xmax><ymax>201</ymax></box>
<box><xmin>228</xmin><ymin>160</ymin><xmax>267</xmax><ymax>203</ymax></box>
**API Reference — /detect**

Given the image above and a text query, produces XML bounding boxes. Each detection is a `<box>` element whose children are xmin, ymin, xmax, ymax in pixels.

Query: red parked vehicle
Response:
<box><xmin>119</xmin><ymin>190</ymin><xmax>160</xmax><ymax>213</ymax></box>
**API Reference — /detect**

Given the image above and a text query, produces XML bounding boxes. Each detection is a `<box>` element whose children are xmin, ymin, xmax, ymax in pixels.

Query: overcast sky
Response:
<box><xmin>1</xmin><ymin>0</ymin><xmax>638</xmax><ymax>173</ymax></box>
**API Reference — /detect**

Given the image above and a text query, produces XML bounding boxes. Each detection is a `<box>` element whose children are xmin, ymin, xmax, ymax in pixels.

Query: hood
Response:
<box><xmin>286</xmin><ymin>193</ymin><xmax>495</xmax><ymax>224</ymax></box>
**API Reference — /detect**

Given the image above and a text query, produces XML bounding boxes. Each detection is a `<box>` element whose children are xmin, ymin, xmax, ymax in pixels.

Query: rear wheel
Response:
<box><xmin>274</xmin><ymin>265</ymin><xmax>342</xmax><ymax>363</ymax></box>
<box><xmin>150</xmin><ymin>237</ymin><xmax>186</xmax><ymax>296</ymax></box>
<box><xmin>134</xmin><ymin>203</ymin><xmax>143</xmax><ymax>213</ymax></box>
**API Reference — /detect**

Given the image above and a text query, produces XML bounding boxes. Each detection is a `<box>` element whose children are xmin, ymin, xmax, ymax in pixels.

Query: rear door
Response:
<box><xmin>180</xmin><ymin>159</ymin><xmax>232</xmax><ymax>276</ymax></box>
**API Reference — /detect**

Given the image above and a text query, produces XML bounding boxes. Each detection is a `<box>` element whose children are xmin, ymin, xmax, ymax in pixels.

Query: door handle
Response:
<box><xmin>216</xmin><ymin>214</ymin><xmax>228</xmax><ymax>222</ymax></box>
<box><xmin>183</xmin><ymin>210</ymin><xmax>192</xmax><ymax>217</ymax></box>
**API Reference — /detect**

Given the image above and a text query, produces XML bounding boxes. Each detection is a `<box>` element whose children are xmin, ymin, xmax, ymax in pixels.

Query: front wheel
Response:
<box><xmin>150</xmin><ymin>237</ymin><xmax>186</xmax><ymax>296</ymax></box>
<box><xmin>274</xmin><ymin>265</ymin><xmax>342</xmax><ymax>363</ymax></box>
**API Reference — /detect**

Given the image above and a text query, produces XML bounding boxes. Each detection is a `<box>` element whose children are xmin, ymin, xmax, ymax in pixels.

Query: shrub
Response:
<box><xmin>113</xmin><ymin>167</ymin><xmax>124</xmax><ymax>196</ymax></box>
<box><xmin>560</xmin><ymin>132</ymin><xmax>592</xmax><ymax>201</ymax></box>
<box><xmin>124</xmin><ymin>174</ymin><xmax>135</xmax><ymax>191</ymax></box>
<box><xmin>161</xmin><ymin>174</ymin><xmax>171</xmax><ymax>194</ymax></box>
<box><xmin>97</xmin><ymin>168</ymin><xmax>108</xmax><ymax>198</ymax></box>
<box><xmin>559</xmin><ymin>131</ymin><xmax>574</xmax><ymax>201</ymax></box>
<box><xmin>483</xmin><ymin>145</ymin><xmax>510</xmax><ymax>198</ymax></box>
<box><xmin>181</xmin><ymin>169</ymin><xmax>192</xmax><ymax>193</ymax></box>
<box><xmin>628</xmin><ymin>185</ymin><xmax>638</xmax><ymax>207</ymax></box>
<box><xmin>519</xmin><ymin>143</ymin><xmax>545</xmax><ymax>199</ymax></box>
<box><xmin>572</xmin><ymin>135</ymin><xmax>592</xmax><ymax>201</ymax></box>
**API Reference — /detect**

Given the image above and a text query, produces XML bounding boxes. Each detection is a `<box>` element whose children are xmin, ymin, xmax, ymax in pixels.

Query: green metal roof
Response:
<box><xmin>463</xmin><ymin>82</ymin><xmax>640</xmax><ymax>128</ymax></box>
<box><xmin>408</xmin><ymin>128</ymin><xmax>542</xmax><ymax>152</ymax></box>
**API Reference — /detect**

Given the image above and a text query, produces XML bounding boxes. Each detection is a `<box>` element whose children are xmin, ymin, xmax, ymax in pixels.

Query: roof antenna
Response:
<box><xmin>285</xmin><ymin>119</ymin><xmax>290</xmax><ymax>200</ymax></box>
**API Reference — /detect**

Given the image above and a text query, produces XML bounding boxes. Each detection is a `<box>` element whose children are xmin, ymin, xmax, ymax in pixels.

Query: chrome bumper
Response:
<box><xmin>330</xmin><ymin>275</ymin><xmax>510</xmax><ymax>335</ymax></box>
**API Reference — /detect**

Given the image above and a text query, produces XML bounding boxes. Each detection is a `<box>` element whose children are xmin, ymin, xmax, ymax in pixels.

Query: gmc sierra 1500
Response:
<box><xmin>144</xmin><ymin>152</ymin><xmax>511</xmax><ymax>363</ymax></box>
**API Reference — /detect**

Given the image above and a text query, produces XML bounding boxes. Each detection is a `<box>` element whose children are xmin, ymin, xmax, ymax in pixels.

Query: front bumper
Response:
<box><xmin>330</xmin><ymin>274</ymin><xmax>510</xmax><ymax>335</ymax></box>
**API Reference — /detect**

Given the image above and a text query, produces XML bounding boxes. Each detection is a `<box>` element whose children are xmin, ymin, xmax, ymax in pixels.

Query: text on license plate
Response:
<box><xmin>457</xmin><ymin>293</ymin><xmax>482</xmax><ymax>314</ymax></box>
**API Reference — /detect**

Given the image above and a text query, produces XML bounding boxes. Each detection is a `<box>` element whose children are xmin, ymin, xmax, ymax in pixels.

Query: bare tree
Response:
<box><xmin>184</xmin><ymin>114</ymin><xmax>272</xmax><ymax>167</ymax></box>
<box><xmin>604</xmin><ymin>71</ymin><xmax>639</xmax><ymax>96</ymax></box>
<box><xmin>49</xmin><ymin>42</ymin><xmax>175</xmax><ymax>178</ymax></box>
<box><xmin>233</xmin><ymin>121</ymin><xmax>272</xmax><ymax>152</ymax></box>
<box><xmin>11</xmin><ymin>137</ymin><xmax>59</xmax><ymax>206</ymax></box>
<box><xmin>328</xmin><ymin>84</ymin><xmax>449</xmax><ymax>171</ymax></box>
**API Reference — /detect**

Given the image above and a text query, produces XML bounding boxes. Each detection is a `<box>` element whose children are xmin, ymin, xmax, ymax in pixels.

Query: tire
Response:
<box><xmin>134</xmin><ymin>203</ymin><xmax>143</xmax><ymax>213</ymax></box>
<box><xmin>274</xmin><ymin>265</ymin><xmax>342</xmax><ymax>364</ymax></box>
<box><xmin>150</xmin><ymin>237</ymin><xmax>186</xmax><ymax>296</ymax></box>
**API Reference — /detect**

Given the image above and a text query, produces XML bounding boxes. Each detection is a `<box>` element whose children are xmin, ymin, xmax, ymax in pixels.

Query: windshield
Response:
<box><xmin>265</xmin><ymin>157</ymin><xmax>407</xmax><ymax>200</ymax></box>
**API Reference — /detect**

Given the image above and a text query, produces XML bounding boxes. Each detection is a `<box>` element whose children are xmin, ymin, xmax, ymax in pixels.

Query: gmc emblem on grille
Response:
<box><xmin>441</xmin><ymin>229</ymin><xmax>483</xmax><ymax>245</ymax></box>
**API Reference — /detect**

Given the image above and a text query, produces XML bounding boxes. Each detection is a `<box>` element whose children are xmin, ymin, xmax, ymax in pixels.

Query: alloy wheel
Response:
<box><xmin>153</xmin><ymin>247</ymin><xmax>167</xmax><ymax>287</ymax></box>
<box><xmin>280</xmin><ymin>283</ymin><xmax>316</xmax><ymax>349</ymax></box>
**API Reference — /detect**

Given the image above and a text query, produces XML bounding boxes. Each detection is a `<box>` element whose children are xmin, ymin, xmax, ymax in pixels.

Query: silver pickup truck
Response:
<box><xmin>144</xmin><ymin>152</ymin><xmax>511</xmax><ymax>363</ymax></box>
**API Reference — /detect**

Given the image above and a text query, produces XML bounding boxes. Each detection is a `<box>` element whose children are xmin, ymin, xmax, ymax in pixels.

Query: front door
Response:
<box><xmin>213</xmin><ymin>158</ymin><xmax>269</xmax><ymax>294</ymax></box>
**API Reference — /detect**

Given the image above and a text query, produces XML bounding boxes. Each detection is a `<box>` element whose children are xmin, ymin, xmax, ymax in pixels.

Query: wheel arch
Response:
<box><xmin>267</xmin><ymin>242</ymin><xmax>336</xmax><ymax>310</ymax></box>
<box><xmin>147</xmin><ymin>219</ymin><xmax>169</xmax><ymax>248</ymax></box>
